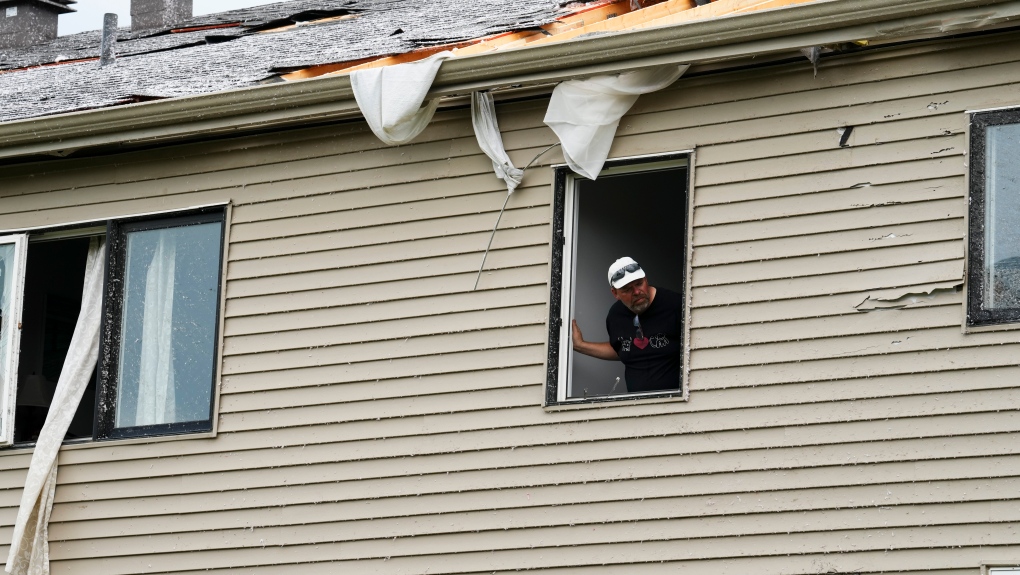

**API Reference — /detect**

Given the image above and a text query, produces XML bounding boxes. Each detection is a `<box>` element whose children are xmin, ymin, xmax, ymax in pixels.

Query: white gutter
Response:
<box><xmin>0</xmin><ymin>0</ymin><xmax>1016</xmax><ymax>160</ymax></box>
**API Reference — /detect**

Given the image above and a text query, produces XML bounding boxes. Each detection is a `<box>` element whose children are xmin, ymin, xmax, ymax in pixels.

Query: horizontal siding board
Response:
<box><xmin>36</xmin><ymin>432</ymin><xmax>1020</xmax><ymax>519</ymax></box>
<box><xmin>43</xmin><ymin>476</ymin><xmax>1020</xmax><ymax>547</ymax></box>
<box><xmin>21</xmin><ymin>366</ymin><xmax>1012</xmax><ymax>472</ymax></box>
<box><xmin>41</xmin><ymin>390</ymin><xmax>1020</xmax><ymax>488</ymax></box>
<box><xmin>226</xmin><ymin>222</ymin><xmax>548</xmax><ymax>281</ymax></box>
<box><xmin>223</xmin><ymin>283</ymin><xmax>548</xmax><ymax>338</ymax></box>
<box><xmin>689</xmin><ymin>281</ymin><xmax>960</xmax><ymax>328</ymax></box>
<box><xmin>692</xmin><ymin>176</ymin><xmax>960</xmax><ymax>229</ymax></box>
<box><xmin>694</xmin><ymin>197</ymin><xmax>964</xmax><ymax>246</ymax></box>
<box><xmin>694</xmin><ymin>155</ymin><xmax>964</xmax><ymax>210</ymax></box>
<box><xmin>224</xmin><ymin>263</ymin><xmax>549</xmax><ymax>318</ymax></box>
<box><xmin>693</xmin><ymin>112</ymin><xmax>963</xmax><ymax>167</ymax></box>
<box><xmin>694</xmin><ymin>259</ymin><xmax>963</xmax><ymax>307</ymax></box>
<box><xmin>224</xmin><ymin>244</ymin><xmax>550</xmax><ymax>300</ymax></box>
<box><xmin>222</xmin><ymin>323</ymin><xmax>546</xmax><ymax>375</ymax></box>
<box><xmin>43</xmin><ymin>499</ymin><xmax>1018</xmax><ymax>561</ymax></box>
<box><xmin>146</xmin><ymin>546</ymin><xmax>1020</xmax><ymax>575</ymax></box>
<box><xmin>694</xmin><ymin>218</ymin><xmax>963</xmax><ymax>267</ymax></box>
<box><xmin>228</xmin><ymin>184</ymin><xmax>548</xmax><ymax>244</ymax></box>
<box><xmin>36</xmin><ymin>522</ymin><xmax>1020</xmax><ymax>574</ymax></box>
<box><xmin>227</xmin><ymin>203</ymin><xmax>550</xmax><ymax>263</ymax></box>
<box><xmin>221</xmin><ymin>343</ymin><xmax>546</xmax><ymax>392</ymax></box>
<box><xmin>695</xmin><ymin>133</ymin><xmax>962</xmax><ymax>188</ymax></box>
<box><xmin>692</xmin><ymin>240</ymin><xmax>962</xmax><ymax>286</ymax></box>
<box><xmin>220</xmin><ymin>364</ymin><xmax>546</xmax><ymax>413</ymax></box>
<box><xmin>41</xmin><ymin>453</ymin><xmax>1020</xmax><ymax>526</ymax></box>
<box><xmin>693</xmin><ymin>259</ymin><xmax>963</xmax><ymax>307</ymax></box>
<box><xmin>692</xmin><ymin>302</ymin><xmax>961</xmax><ymax>348</ymax></box>
<box><xmin>692</xmin><ymin>325</ymin><xmax>1020</xmax><ymax>369</ymax></box>
<box><xmin>223</xmin><ymin>304</ymin><xmax>547</xmax><ymax>357</ymax></box>
<box><xmin>692</xmin><ymin>343</ymin><xmax>1020</xmax><ymax>389</ymax></box>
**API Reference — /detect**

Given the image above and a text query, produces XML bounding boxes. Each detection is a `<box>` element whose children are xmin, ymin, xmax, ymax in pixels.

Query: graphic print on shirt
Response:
<box><xmin>617</xmin><ymin>336</ymin><xmax>631</xmax><ymax>352</ymax></box>
<box><xmin>633</xmin><ymin>315</ymin><xmax>649</xmax><ymax>349</ymax></box>
<box><xmin>650</xmin><ymin>334</ymin><xmax>669</xmax><ymax>349</ymax></box>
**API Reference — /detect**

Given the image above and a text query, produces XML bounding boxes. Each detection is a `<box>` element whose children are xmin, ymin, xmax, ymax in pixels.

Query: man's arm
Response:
<box><xmin>571</xmin><ymin>320</ymin><xmax>619</xmax><ymax>361</ymax></box>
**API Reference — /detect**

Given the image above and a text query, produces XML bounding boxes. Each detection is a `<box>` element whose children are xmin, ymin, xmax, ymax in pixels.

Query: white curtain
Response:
<box><xmin>6</xmin><ymin>238</ymin><xmax>105</xmax><ymax>575</ymax></box>
<box><xmin>544</xmin><ymin>65</ymin><xmax>689</xmax><ymax>179</ymax></box>
<box><xmin>129</xmin><ymin>232</ymin><xmax>176</xmax><ymax>427</ymax></box>
<box><xmin>351</xmin><ymin>52</ymin><xmax>453</xmax><ymax>145</ymax></box>
<box><xmin>470</xmin><ymin>91</ymin><xmax>524</xmax><ymax>196</ymax></box>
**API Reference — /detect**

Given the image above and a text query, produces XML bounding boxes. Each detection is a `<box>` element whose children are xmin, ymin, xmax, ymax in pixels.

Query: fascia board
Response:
<box><xmin>0</xmin><ymin>0</ymin><xmax>1015</xmax><ymax>160</ymax></box>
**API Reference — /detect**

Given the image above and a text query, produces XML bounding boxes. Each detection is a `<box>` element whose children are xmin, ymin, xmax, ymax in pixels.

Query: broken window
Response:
<box><xmin>546</xmin><ymin>155</ymin><xmax>690</xmax><ymax>405</ymax></box>
<box><xmin>0</xmin><ymin>209</ymin><xmax>225</xmax><ymax>447</ymax></box>
<box><xmin>968</xmin><ymin>109</ymin><xmax>1020</xmax><ymax>326</ymax></box>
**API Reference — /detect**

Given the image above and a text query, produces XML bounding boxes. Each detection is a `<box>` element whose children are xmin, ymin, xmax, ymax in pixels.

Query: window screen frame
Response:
<box><xmin>0</xmin><ymin>234</ymin><xmax>28</xmax><ymax>446</ymax></box>
<box><xmin>545</xmin><ymin>152</ymin><xmax>693</xmax><ymax>407</ymax></box>
<box><xmin>95</xmin><ymin>209</ymin><xmax>226</xmax><ymax>440</ymax></box>
<box><xmin>967</xmin><ymin>108</ymin><xmax>1020</xmax><ymax>327</ymax></box>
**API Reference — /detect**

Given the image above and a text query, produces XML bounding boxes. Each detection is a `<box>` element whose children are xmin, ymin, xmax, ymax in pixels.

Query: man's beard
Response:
<box><xmin>628</xmin><ymin>297</ymin><xmax>651</xmax><ymax>314</ymax></box>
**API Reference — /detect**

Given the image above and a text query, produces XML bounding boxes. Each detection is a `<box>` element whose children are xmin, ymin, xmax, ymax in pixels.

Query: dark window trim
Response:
<box><xmin>545</xmin><ymin>153</ymin><xmax>690</xmax><ymax>406</ymax></box>
<box><xmin>95</xmin><ymin>208</ymin><xmax>226</xmax><ymax>440</ymax></box>
<box><xmin>967</xmin><ymin>109</ymin><xmax>1020</xmax><ymax>327</ymax></box>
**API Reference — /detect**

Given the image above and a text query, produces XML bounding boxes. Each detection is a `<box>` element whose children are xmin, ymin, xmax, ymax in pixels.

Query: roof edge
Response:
<box><xmin>0</xmin><ymin>0</ymin><xmax>1014</xmax><ymax>160</ymax></box>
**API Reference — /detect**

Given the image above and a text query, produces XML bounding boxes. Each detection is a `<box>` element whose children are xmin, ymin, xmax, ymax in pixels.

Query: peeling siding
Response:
<box><xmin>0</xmin><ymin>29</ymin><xmax>1017</xmax><ymax>575</ymax></box>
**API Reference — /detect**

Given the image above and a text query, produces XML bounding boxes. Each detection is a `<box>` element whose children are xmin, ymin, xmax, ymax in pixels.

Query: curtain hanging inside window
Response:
<box><xmin>125</xmin><ymin>231</ymin><xmax>177</xmax><ymax>427</ymax></box>
<box><xmin>6</xmin><ymin>238</ymin><xmax>105</xmax><ymax>575</ymax></box>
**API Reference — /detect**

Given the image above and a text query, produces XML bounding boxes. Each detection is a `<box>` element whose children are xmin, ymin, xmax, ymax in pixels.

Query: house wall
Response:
<box><xmin>0</xmin><ymin>28</ymin><xmax>1017</xmax><ymax>575</ymax></box>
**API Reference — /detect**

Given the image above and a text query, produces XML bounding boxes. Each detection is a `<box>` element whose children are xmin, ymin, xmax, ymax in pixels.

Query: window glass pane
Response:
<box><xmin>0</xmin><ymin>243</ymin><xmax>15</xmax><ymax>439</ymax></box>
<box><xmin>115</xmin><ymin>222</ymin><xmax>221</xmax><ymax>428</ymax></box>
<box><xmin>985</xmin><ymin>123</ymin><xmax>1020</xmax><ymax>309</ymax></box>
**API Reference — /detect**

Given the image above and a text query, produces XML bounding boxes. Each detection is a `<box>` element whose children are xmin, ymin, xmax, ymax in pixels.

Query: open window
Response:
<box><xmin>0</xmin><ymin>234</ymin><xmax>28</xmax><ymax>446</ymax></box>
<box><xmin>968</xmin><ymin>109</ymin><xmax>1020</xmax><ymax>326</ymax></box>
<box><xmin>0</xmin><ymin>208</ymin><xmax>225</xmax><ymax>447</ymax></box>
<box><xmin>546</xmin><ymin>154</ymin><xmax>691</xmax><ymax>405</ymax></box>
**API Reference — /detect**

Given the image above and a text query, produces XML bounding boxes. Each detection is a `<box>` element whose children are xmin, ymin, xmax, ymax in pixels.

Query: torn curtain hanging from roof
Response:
<box><xmin>544</xmin><ymin>64</ymin><xmax>690</xmax><ymax>180</ymax></box>
<box><xmin>350</xmin><ymin>51</ymin><xmax>453</xmax><ymax>145</ymax></box>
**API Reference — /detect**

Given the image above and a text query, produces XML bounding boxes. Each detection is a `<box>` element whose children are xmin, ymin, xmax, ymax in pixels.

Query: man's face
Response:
<box><xmin>612</xmin><ymin>277</ymin><xmax>652</xmax><ymax>314</ymax></box>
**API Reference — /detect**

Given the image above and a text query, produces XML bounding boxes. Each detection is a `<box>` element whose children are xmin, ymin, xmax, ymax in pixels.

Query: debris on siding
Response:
<box><xmin>854</xmin><ymin>281</ymin><xmax>963</xmax><ymax>312</ymax></box>
<box><xmin>799</xmin><ymin>45</ymin><xmax>820</xmax><ymax>76</ymax></box>
<box><xmin>837</xmin><ymin>125</ymin><xmax>854</xmax><ymax>147</ymax></box>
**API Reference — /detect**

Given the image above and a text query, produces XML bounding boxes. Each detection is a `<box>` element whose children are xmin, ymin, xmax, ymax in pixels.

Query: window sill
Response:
<box><xmin>544</xmin><ymin>390</ymin><xmax>688</xmax><ymax>411</ymax></box>
<box><xmin>0</xmin><ymin>429</ymin><xmax>217</xmax><ymax>455</ymax></box>
<box><xmin>963</xmin><ymin>320</ymin><xmax>1020</xmax><ymax>334</ymax></box>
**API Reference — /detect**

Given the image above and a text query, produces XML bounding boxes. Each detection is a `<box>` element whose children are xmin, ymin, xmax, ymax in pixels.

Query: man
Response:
<box><xmin>571</xmin><ymin>257</ymin><xmax>683</xmax><ymax>393</ymax></box>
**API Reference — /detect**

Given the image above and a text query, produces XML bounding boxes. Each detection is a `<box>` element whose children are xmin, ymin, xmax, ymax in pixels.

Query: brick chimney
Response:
<box><xmin>131</xmin><ymin>0</ymin><xmax>192</xmax><ymax>31</ymax></box>
<box><xmin>0</xmin><ymin>0</ymin><xmax>76</xmax><ymax>50</ymax></box>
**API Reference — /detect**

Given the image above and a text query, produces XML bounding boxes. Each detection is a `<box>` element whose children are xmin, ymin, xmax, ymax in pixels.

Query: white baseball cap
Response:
<box><xmin>608</xmin><ymin>257</ymin><xmax>645</xmax><ymax>288</ymax></box>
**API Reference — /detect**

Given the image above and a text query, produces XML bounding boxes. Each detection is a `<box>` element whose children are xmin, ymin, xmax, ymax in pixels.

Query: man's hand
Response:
<box><xmin>571</xmin><ymin>319</ymin><xmax>584</xmax><ymax>349</ymax></box>
<box><xmin>571</xmin><ymin>319</ymin><xmax>619</xmax><ymax>361</ymax></box>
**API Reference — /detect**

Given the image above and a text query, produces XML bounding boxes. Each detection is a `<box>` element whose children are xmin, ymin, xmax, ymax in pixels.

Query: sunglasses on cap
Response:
<box><xmin>610</xmin><ymin>263</ymin><xmax>642</xmax><ymax>285</ymax></box>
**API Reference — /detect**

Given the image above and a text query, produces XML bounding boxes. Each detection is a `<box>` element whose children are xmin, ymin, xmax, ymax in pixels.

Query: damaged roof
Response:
<box><xmin>0</xmin><ymin>0</ymin><xmax>834</xmax><ymax>124</ymax></box>
<box><xmin>0</xmin><ymin>0</ymin><xmax>593</xmax><ymax>122</ymax></box>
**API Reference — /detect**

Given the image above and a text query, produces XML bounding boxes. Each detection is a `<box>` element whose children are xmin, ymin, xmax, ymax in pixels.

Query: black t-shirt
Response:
<box><xmin>606</xmin><ymin>287</ymin><xmax>683</xmax><ymax>393</ymax></box>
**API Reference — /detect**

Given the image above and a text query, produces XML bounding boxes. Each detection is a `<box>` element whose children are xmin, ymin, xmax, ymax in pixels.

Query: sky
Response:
<box><xmin>58</xmin><ymin>0</ymin><xmax>279</xmax><ymax>35</ymax></box>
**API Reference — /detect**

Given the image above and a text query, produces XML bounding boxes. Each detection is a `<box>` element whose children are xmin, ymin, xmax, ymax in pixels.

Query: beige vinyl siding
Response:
<box><xmin>0</xmin><ymin>27</ymin><xmax>1016</xmax><ymax>574</ymax></box>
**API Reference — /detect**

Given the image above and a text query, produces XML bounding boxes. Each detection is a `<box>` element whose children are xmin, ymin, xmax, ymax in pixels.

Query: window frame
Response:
<box><xmin>545</xmin><ymin>152</ymin><xmax>693</xmax><ymax>407</ymax></box>
<box><xmin>0</xmin><ymin>234</ymin><xmax>28</xmax><ymax>447</ymax></box>
<box><xmin>95</xmin><ymin>209</ymin><xmax>227</xmax><ymax>440</ymax></box>
<box><xmin>967</xmin><ymin>108</ymin><xmax>1020</xmax><ymax>327</ymax></box>
<box><xmin>0</xmin><ymin>204</ymin><xmax>227</xmax><ymax>448</ymax></box>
